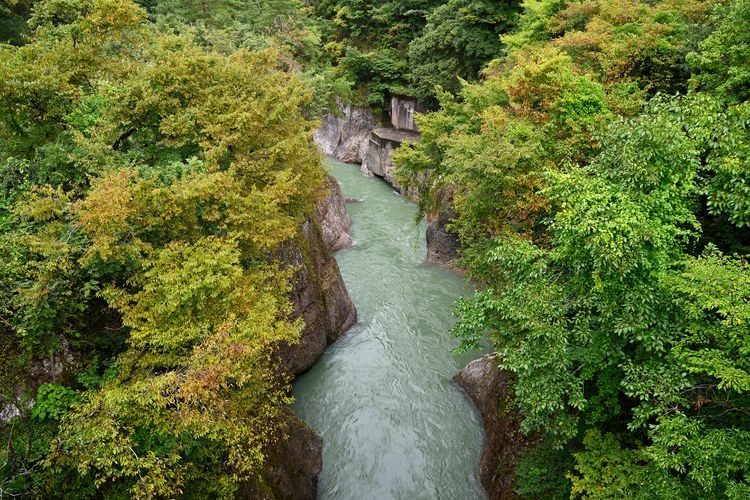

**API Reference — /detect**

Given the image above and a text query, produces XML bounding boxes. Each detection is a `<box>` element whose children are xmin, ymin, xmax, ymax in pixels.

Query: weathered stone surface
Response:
<box><xmin>390</xmin><ymin>94</ymin><xmax>428</xmax><ymax>132</ymax></box>
<box><xmin>277</xmin><ymin>177</ymin><xmax>357</xmax><ymax>375</ymax></box>
<box><xmin>255</xmin><ymin>177</ymin><xmax>356</xmax><ymax>499</ymax></box>
<box><xmin>0</xmin><ymin>335</ymin><xmax>78</xmax><ymax>422</ymax></box>
<box><xmin>317</xmin><ymin>175</ymin><xmax>353</xmax><ymax>252</ymax></box>
<box><xmin>237</xmin><ymin>411</ymin><xmax>323</xmax><ymax>500</ymax></box>
<box><xmin>360</xmin><ymin>127</ymin><xmax>420</xmax><ymax>194</ymax></box>
<box><xmin>277</xmin><ymin>219</ymin><xmax>356</xmax><ymax>375</ymax></box>
<box><xmin>454</xmin><ymin>354</ymin><xmax>530</xmax><ymax>499</ymax></box>
<box><xmin>313</xmin><ymin>102</ymin><xmax>377</xmax><ymax>164</ymax></box>
<box><xmin>426</xmin><ymin>209</ymin><xmax>460</xmax><ymax>267</ymax></box>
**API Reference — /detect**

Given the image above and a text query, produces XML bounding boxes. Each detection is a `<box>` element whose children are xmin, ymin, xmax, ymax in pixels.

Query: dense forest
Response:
<box><xmin>0</xmin><ymin>0</ymin><xmax>326</xmax><ymax>496</ymax></box>
<box><xmin>1</xmin><ymin>0</ymin><xmax>749</xmax><ymax>498</ymax></box>
<box><xmin>394</xmin><ymin>0</ymin><xmax>750</xmax><ymax>497</ymax></box>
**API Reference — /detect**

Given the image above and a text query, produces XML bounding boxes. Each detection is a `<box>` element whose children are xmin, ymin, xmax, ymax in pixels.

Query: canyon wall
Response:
<box><xmin>454</xmin><ymin>355</ymin><xmax>530</xmax><ymax>499</ymax></box>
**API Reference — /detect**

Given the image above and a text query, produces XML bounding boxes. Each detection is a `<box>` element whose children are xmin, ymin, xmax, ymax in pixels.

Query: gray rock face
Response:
<box><xmin>317</xmin><ymin>175</ymin><xmax>353</xmax><ymax>252</ymax></box>
<box><xmin>277</xmin><ymin>177</ymin><xmax>357</xmax><ymax>375</ymax></box>
<box><xmin>237</xmin><ymin>411</ymin><xmax>323</xmax><ymax>500</ymax></box>
<box><xmin>454</xmin><ymin>354</ymin><xmax>530</xmax><ymax>499</ymax></box>
<box><xmin>1</xmin><ymin>337</ymin><xmax>77</xmax><ymax>423</ymax></box>
<box><xmin>313</xmin><ymin>103</ymin><xmax>376</xmax><ymax>164</ymax></box>
<box><xmin>259</xmin><ymin>177</ymin><xmax>356</xmax><ymax>499</ymax></box>
<box><xmin>278</xmin><ymin>219</ymin><xmax>357</xmax><ymax>375</ymax></box>
<box><xmin>263</xmin><ymin>413</ymin><xmax>323</xmax><ymax>500</ymax></box>
<box><xmin>426</xmin><ymin>209</ymin><xmax>461</xmax><ymax>267</ymax></box>
<box><xmin>360</xmin><ymin>127</ymin><xmax>420</xmax><ymax>195</ymax></box>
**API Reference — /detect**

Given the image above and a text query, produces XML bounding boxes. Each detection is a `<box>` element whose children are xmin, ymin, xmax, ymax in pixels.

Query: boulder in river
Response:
<box><xmin>454</xmin><ymin>354</ymin><xmax>531</xmax><ymax>499</ymax></box>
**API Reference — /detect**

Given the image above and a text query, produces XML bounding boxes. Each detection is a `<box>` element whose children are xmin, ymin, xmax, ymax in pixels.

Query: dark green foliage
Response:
<box><xmin>314</xmin><ymin>0</ymin><xmax>521</xmax><ymax>110</ymax></box>
<box><xmin>0</xmin><ymin>0</ymin><xmax>31</xmax><ymax>44</ymax></box>
<box><xmin>31</xmin><ymin>384</ymin><xmax>77</xmax><ymax>421</ymax></box>
<box><xmin>515</xmin><ymin>439</ymin><xmax>572</xmax><ymax>499</ymax></box>
<box><xmin>689</xmin><ymin>0</ymin><xmax>750</xmax><ymax>103</ymax></box>
<box><xmin>408</xmin><ymin>0</ymin><xmax>519</xmax><ymax>101</ymax></box>
<box><xmin>396</xmin><ymin>0</ymin><xmax>750</xmax><ymax>497</ymax></box>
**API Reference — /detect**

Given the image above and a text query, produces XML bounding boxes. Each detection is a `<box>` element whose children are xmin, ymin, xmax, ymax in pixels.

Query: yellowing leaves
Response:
<box><xmin>0</xmin><ymin>0</ymin><xmax>327</xmax><ymax>495</ymax></box>
<box><xmin>75</xmin><ymin>169</ymin><xmax>134</xmax><ymax>262</ymax></box>
<box><xmin>15</xmin><ymin>185</ymin><xmax>71</xmax><ymax>222</ymax></box>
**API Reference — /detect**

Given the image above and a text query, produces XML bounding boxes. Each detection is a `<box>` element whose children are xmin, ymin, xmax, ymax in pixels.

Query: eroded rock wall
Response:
<box><xmin>238</xmin><ymin>410</ymin><xmax>323</xmax><ymax>500</ymax></box>
<box><xmin>317</xmin><ymin>175</ymin><xmax>353</xmax><ymax>252</ymax></box>
<box><xmin>277</xmin><ymin>175</ymin><xmax>357</xmax><ymax>375</ymax></box>
<box><xmin>454</xmin><ymin>354</ymin><xmax>530</xmax><ymax>499</ymax></box>
<box><xmin>253</xmin><ymin>175</ymin><xmax>356</xmax><ymax>499</ymax></box>
<box><xmin>426</xmin><ymin>208</ymin><xmax>461</xmax><ymax>269</ymax></box>
<box><xmin>360</xmin><ymin>128</ymin><xmax>420</xmax><ymax>196</ymax></box>
<box><xmin>313</xmin><ymin>103</ymin><xmax>376</xmax><ymax>164</ymax></box>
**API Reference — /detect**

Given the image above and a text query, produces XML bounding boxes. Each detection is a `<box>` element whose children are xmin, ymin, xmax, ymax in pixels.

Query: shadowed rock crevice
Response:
<box><xmin>426</xmin><ymin>208</ymin><xmax>461</xmax><ymax>269</ymax></box>
<box><xmin>238</xmin><ymin>410</ymin><xmax>323</xmax><ymax>500</ymax></box>
<box><xmin>454</xmin><ymin>354</ymin><xmax>530</xmax><ymax>499</ymax></box>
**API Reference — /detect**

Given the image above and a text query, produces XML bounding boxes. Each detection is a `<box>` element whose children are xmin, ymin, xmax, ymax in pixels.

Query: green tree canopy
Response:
<box><xmin>0</xmin><ymin>0</ymin><xmax>324</xmax><ymax>496</ymax></box>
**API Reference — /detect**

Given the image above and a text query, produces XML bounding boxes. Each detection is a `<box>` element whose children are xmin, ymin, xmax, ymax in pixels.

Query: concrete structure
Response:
<box><xmin>361</xmin><ymin>127</ymin><xmax>420</xmax><ymax>193</ymax></box>
<box><xmin>390</xmin><ymin>94</ymin><xmax>428</xmax><ymax>132</ymax></box>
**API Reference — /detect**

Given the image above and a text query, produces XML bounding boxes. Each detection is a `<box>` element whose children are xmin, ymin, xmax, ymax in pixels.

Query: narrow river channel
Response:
<box><xmin>293</xmin><ymin>158</ymin><xmax>486</xmax><ymax>500</ymax></box>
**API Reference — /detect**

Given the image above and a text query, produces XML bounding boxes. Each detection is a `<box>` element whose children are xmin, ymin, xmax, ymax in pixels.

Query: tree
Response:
<box><xmin>407</xmin><ymin>0</ymin><xmax>519</xmax><ymax>101</ymax></box>
<box><xmin>0</xmin><ymin>0</ymin><xmax>325</xmax><ymax>496</ymax></box>
<box><xmin>396</xmin><ymin>2</ymin><xmax>749</xmax><ymax>495</ymax></box>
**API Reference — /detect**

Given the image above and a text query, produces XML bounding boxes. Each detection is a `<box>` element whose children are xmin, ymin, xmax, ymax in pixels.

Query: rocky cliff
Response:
<box><xmin>425</xmin><ymin>208</ymin><xmax>461</xmax><ymax>270</ymax></box>
<box><xmin>314</xmin><ymin>99</ymin><xmax>424</xmax><ymax>198</ymax></box>
<box><xmin>277</xmin><ymin>175</ymin><xmax>357</xmax><ymax>375</ymax></box>
<box><xmin>390</xmin><ymin>94</ymin><xmax>428</xmax><ymax>132</ymax></box>
<box><xmin>313</xmin><ymin>103</ymin><xmax>376</xmax><ymax>164</ymax></box>
<box><xmin>454</xmin><ymin>355</ymin><xmax>530</xmax><ymax>499</ymax></box>
<box><xmin>317</xmin><ymin>175</ymin><xmax>353</xmax><ymax>252</ymax></box>
<box><xmin>360</xmin><ymin>127</ymin><xmax>419</xmax><ymax>195</ymax></box>
<box><xmin>238</xmin><ymin>410</ymin><xmax>324</xmax><ymax>500</ymax></box>
<box><xmin>250</xmin><ymin>175</ymin><xmax>356</xmax><ymax>499</ymax></box>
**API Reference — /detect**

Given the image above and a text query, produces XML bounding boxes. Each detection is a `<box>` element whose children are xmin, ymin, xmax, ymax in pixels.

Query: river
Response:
<box><xmin>292</xmin><ymin>158</ymin><xmax>486</xmax><ymax>500</ymax></box>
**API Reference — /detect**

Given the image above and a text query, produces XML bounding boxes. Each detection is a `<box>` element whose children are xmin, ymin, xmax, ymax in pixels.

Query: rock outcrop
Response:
<box><xmin>426</xmin><ymin>208</ymin><xmax>461</xmax><ymax>268</ymax></box>
<box><xmin>277</xmin><ymin>176</ymin><xmax>357</xmax><ymax>375</ymax></box>
<box><xmin>255</xmin><ymin>175</ymin><xmax>355</xmax><ymax>498</ymax></box>
<box><xmin>239</xmin><ymin>410</ymin><xmax>323</xmax><ymax>500</ymax></box>
<box><xmin>390</xmin><ymin>94</ymin><xmax>428</xmax><ymax>132</ymax></box>
<box><xmin>314</xmin><ymin>103</ymin><xmax>377</xmax><ymax>164</ymax></box>
<box><xmin>0</xmin><ymin>335</ymin><xmax>78</xmax><ymax>422</ymax></box>
<box><xmin>454</xmin><ymin>355</ymin><xmax>530</xmax><ymax>499</ymax></box>
<box><xmin>317</xmin><ymin>175</ymin><xmax>353</xmax><ymax>252</ymax></box>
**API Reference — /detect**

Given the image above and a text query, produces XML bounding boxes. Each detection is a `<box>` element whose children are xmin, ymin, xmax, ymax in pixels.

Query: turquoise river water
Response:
<box><xmin>293</xmin><ymin>158</ymin><xmax>486</xmax><ymax>500</ymax></box>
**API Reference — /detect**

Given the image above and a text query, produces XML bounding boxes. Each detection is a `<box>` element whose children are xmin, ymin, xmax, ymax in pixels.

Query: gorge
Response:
<box><xmin>293</xmin><ymin>158</ymin><xmax>486</xmax><ymax>499</ymax></box>
<box><xmin>4</xmin><ymin>1</ymin><xmax>748</xmax><ymax>497</ymax></box>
